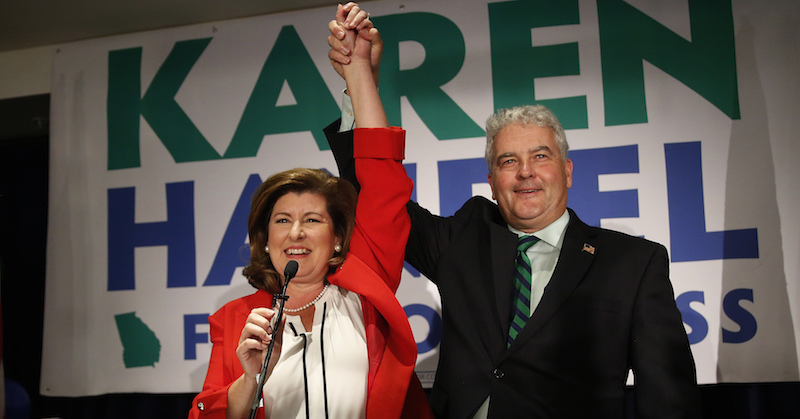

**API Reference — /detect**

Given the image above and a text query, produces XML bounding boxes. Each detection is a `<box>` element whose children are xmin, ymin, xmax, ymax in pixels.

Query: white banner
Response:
<box><xmin>43</xmin><ymin>0</ymin><xmax>800</xmax><ymax>396</ymax></box>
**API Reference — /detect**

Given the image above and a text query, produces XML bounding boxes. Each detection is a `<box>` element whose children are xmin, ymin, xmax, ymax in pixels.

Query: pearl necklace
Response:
<box><xmin>284</xmin><ymin>283</ymin><xmax>330</xmax><ymax>313</ymax></box>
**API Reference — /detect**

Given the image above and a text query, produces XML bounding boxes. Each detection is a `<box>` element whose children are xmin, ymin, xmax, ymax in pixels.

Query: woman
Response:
<box><xmin>188</xmin><ymin>4</ymin><xmax>432</xmax><ymax>419</ymax></box>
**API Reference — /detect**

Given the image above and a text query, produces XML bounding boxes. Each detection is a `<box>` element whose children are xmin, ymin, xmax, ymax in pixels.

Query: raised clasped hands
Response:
<box><xmin>328</xmin><ymin>2</ymin><xmax>383</xmax><ymax>84</ymax></box>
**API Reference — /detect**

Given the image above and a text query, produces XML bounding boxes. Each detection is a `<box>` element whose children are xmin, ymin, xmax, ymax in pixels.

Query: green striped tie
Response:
<box><xmin>508</xmin><ymin>235</ymin><xmax>540</xmax><ymax>347</ymax></box>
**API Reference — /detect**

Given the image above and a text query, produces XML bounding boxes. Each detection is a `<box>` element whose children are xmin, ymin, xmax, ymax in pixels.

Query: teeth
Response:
<box><xmin>286</xmin><ymin>248</ymin><xmax>310</xmax><ymax>255</ymax></box>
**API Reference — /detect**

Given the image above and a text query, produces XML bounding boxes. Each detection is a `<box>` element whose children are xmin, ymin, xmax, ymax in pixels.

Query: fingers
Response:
<box><xmin>329</xmin><ymin>48</ymin><xmax>349</xmax><ymax>68</ymax></box>
<box><xmin>329</xmin><ymin>5</ymin><xmax>373</xmax><ymax>43</ymax></box>
<box><xmin>330</xmin><ymin>3</ymin><xmax>378</xmax><ymax>80</ymax></box>
<box><xmin>341</xmin><ymin>2</ymin><xmax>373</xmax><ymax>31</ymax></box>
<box><xmin>237</xmin><ymin>306</ymin><xmax>290</xmax><ymax>378</ymax></box>
<box><xmin>239</xmin><ymin>308</ymin><xmax>275</xmax><ymax>345</ymax></box>
<box><xmin>335</xmin><ymin>3</ymin><xmax>347</xmax><ymax>24</ymax></box>
<box><xmin>366</xmin><ymin>27</ymin><xmax>382</xmax><ymax>50</ymax></box>
<box><xmin>328</xmin><ymin>19</ymin><xmax>348</xmax><ymax>44</ymax></box>
<box><xmin>367</xmin><ymin>28</ymin><xmax>383</xmax><ymax>84</ymax></box>
<box><xmin>328</xmin><ymin>20</ymin><xmax>351</xmax><ymax>61</ymax></box>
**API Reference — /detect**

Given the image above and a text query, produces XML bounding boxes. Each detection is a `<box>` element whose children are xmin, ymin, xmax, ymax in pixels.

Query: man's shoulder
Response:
<box><xmin>459</xmin><ymin>195</ymin><xmax>499</xmax><ymax>214</ymax></box>
<box><xmin>462</xmin><ymin>195</ymin><xmax>496</xmax><ymax>209</ymax></box>
<box><xmin>568</xmin><ymin>209</ymin><xmax>665</xmax><ymax>250</ymax></box>
<box><xmin>453</xmin><ymin>195</ymin><xmax>506</xmax><ymax>225</ymax></box>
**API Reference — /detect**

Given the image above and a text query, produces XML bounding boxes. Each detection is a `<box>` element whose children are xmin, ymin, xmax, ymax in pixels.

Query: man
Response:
<box><xmin>326</xmin><ymin>6</ymin><xmax>700</xmax><ymax>418</ymax></box>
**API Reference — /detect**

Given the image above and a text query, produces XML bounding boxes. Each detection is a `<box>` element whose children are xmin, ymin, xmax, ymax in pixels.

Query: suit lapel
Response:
<box><xmin>504</xmin><ymin>211</ymin><xmax>598</xmax><ymax>356</ymax></box>
<box><xmin>490</xmin><ymin>222</ymin><xmax>519</xmax><ymax>339</ymax></box>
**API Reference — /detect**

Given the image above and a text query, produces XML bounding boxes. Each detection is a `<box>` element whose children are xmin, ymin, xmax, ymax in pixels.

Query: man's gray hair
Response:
<box><xmin>484</xmin><ymin>105</ymin><xmax>569</xmax><ymax>170</ymax></box>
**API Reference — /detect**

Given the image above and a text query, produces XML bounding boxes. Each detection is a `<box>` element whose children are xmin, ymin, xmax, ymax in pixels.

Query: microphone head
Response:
<box><xmin>283</xmin><ymin>260</ymin><xmax>299</xmax><ymax>281</ymax></box>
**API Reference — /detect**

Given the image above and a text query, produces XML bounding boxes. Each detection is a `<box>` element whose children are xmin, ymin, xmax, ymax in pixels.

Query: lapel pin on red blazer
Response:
<box><xmin>582</xmin><ymin>243</ymin><xmax>596</xmax><ymax>255</ymax></box>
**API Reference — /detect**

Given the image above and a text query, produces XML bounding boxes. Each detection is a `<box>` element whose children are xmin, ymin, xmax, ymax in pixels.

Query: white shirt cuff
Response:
<box><xmin>339</xmin><ymin>89</ymin><xmax>356</xmax><ymax>133</ymax></box>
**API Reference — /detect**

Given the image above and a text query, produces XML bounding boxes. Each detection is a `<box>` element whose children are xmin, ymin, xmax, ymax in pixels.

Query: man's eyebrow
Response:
<box><xmin>497</xmin><ymin>146</ymin><xmax>551</xmax><ymax>158</ymax></box>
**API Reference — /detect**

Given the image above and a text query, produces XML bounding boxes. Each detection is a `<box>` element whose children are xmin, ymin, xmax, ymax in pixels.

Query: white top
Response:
<box><xmin>262</xmin><ymin>284</ymin><xmax>368</xmax><ymax>419</ymax></box>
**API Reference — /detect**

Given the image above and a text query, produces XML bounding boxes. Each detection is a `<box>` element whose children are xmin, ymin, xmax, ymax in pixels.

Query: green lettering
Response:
<box><xmin>488</xmin><ymin>0</ymin><xmax>587</xmax><ymax>129</ymax></box>
<box><xmin>225</xmin><ymin>25</ymin><xmax>340</xmax><ymax>157</ymax></box>
<box><xmin>597</xmin><ymin>0</ymin><xmax>740</xmax><ymax>125</ymax></box>
<box><xmin>373</xmin><ymin>13</ymin><xmax>484</xmax><ymax>140</ymax></box>
<box><xmin>107</xmin><ymin>39</ymin><xmax>221</xmax><ymax>170</ymax></box>
<box><xmin>108</xmin><ymin>47</ymin><xmax>143</xmax><ymax>169</ymax></box>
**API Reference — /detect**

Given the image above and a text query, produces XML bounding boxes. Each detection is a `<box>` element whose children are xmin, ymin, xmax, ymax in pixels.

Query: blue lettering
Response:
<box><xmin>722</xmin><ymin>288</ymin><xmax>757</xmax><ymax>343</ymax></box>
<box><xmin>438</xmin><ymin>157</ymin><xmax>488</xmax><ymax>217</ymax></box>
<box><xmin>675</xmin><ymin>289</ymin><xmax>758</xmax><ymax>345</ymax></box>
<box><xmin>568</xmin><ymin>145</ymin><xmax>639</xmax><ymax>227</ymax></box>
<box><xmin>204</xmin><ymin>174</ymin><xmax>263</xmax><ymax>286</ymax></box>
<box><xmin>665</xmin><ymin>142</ymin><xmax>759</xmax><ymax>262</ymax></box>
<box><xmin>675</xmin><ymin>291</ymin><xmax>708</xmax><ymax>345</ymax></box>
<box><xmin>664</xmin><ymin>142</ymin><xmax>758</xmax><ymax>262</ymax></box>
<box><xmin>108</xmin><ymin>181</ymin><xmax>197</xmax><ymax>290</ymax></box>
<box><xmin>404</xmin><ymin>163</ymin><xmax>421</xmax><ymax>277</ymax></box>
<box><xmin>184</xmin><ymin>313</ymin><xmax>209</xmax><ymax>360</ymax></box>
<box><xmin>405</xmin><ymin>304</ymin><xmax>442</xmax><ymax>354</ymax></box>
<box><xmin>404</xmin><ymin>162</ymin><xmax>418</xmax><ymax>202</ymax></box>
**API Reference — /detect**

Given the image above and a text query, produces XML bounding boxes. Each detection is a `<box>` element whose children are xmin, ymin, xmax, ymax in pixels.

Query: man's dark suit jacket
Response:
<box><xmin>325</xmin><ymin>121</ymin><xmax>701</xmax><ymax>419</ymax></box>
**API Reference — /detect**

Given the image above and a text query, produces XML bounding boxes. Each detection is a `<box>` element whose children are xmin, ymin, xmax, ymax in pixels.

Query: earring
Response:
<box><xmin>334</xmin><ymin>244</ymin><xmax>342</xmax><ymax>253</ymax></box>
<box><xmin>264</xmin><ymin>245</ymin><xmax>269</xmax><ymax>253</ymax></box>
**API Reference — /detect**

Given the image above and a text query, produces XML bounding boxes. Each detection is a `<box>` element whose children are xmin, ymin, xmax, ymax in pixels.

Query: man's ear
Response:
<box><xmin>564</xmin><ymin>159</ymin><xmax>573</xmax><ymax>189</ymax></box>
<box><xmin>487</xmin><ymin>172</ymin><xmax>496</xmax><ymax>200</ymax></box>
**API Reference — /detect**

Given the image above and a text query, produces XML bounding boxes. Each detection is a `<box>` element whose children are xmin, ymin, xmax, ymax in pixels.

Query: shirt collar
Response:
<box><xmin>508</xmin><ymin>209</ymin><xmax>570</xmax><ymax>250</ymax></box>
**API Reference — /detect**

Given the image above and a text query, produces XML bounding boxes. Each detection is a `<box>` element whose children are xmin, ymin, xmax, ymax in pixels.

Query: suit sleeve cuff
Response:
<box><xmin>354</xmin><ymin>127</ymin><xmax>406</xmax><ymax>160</ymax></box>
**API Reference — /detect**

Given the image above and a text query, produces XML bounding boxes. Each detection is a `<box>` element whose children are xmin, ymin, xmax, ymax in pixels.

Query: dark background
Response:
<box><xmin>1</xmin><ymin>94</ymin><xmax>799</xmax><ymax>418</ymax></box>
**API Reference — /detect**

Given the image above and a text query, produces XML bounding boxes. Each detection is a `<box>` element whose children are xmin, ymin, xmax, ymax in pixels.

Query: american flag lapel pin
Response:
<box><xmin>582</xmin><ymin>243</ymin><xmax>596</xmax><ymax>255</ymax></box>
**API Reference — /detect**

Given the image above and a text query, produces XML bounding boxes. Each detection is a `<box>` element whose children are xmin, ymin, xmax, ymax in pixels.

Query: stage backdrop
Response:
<box><xmin>42</xmin><ymin>0</ymin><xmax>800</xmax><ymax>396</ymax></box>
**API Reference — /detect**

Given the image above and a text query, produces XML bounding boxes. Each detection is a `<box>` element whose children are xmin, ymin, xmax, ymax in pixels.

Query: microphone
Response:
<box><xmin>248</xmin><ymin>260</ymin><xmax>299</xmax><ymax>419</ymax></box>
<box><xmin>282</xmin><ymin>260</ymin><xmax>299</xmax><ymax>284</ymax></box>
